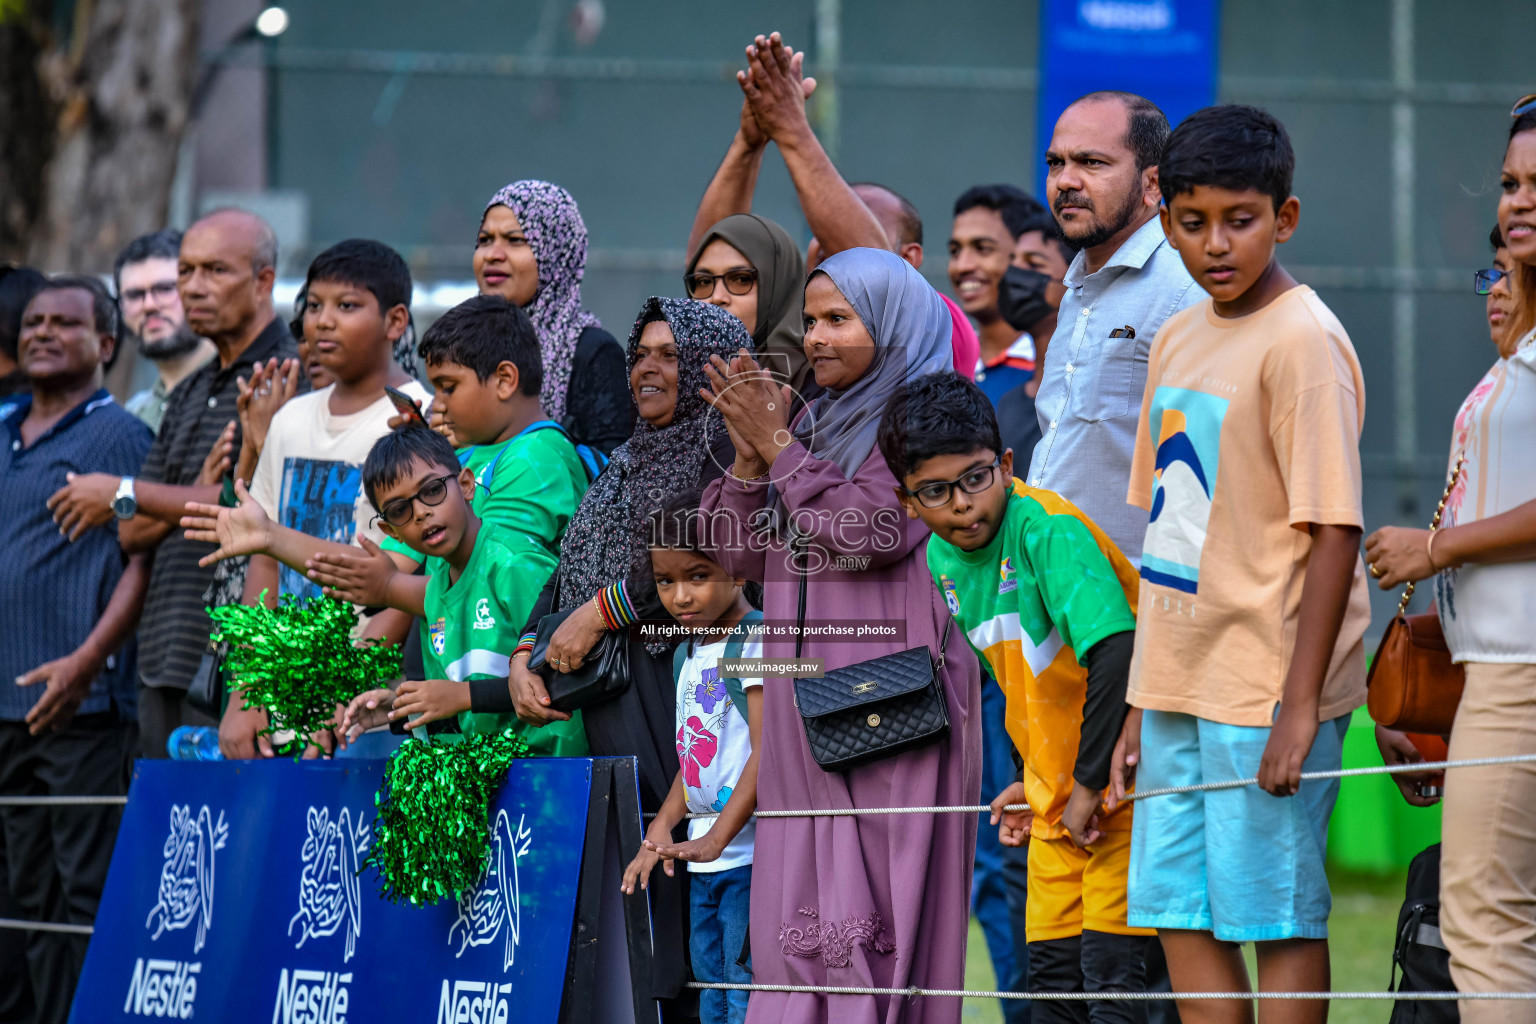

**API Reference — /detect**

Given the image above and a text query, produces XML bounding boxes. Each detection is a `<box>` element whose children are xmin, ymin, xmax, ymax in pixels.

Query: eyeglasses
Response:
<box><xmin>119</xmin><ymin>281</ymin><xmax>179</xmax><ymax>307</ymax></box>
<box><xmin>684</xmin><ymin>268</ymin><xmax>758</xmax><ymax>299</ymax></box>
<box><xmin>1475</xmin><ymin>268</ymin><xmax>1509</xmax><ymax>295</ymax></box>
<box><xmin>903</xmin><ymin>459</ymin><xmax>1001</xmax><ymax>509</ymax></box>
<box><xmin>374</xmin><ymin>473</ymin><xmax>457</xmax><ymax>527</ymax></box>
<box><xmin>1514</xmin><ymin>94</ymin><xmax>1536</xmax><ymax>118</ymax></box>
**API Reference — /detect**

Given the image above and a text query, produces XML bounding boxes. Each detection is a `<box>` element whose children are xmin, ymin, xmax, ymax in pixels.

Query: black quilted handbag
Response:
<box><xmin>791</xmin><ymin>564</ymin><xmax>951</xmax><ymax>771</ymax></box>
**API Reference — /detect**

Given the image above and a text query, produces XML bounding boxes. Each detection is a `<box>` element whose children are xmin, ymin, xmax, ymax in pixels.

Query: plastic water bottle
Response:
<box><xmin>167</xmin><ymin>725</ymin><xmax>224</xmax><ymax>761</ymax></box>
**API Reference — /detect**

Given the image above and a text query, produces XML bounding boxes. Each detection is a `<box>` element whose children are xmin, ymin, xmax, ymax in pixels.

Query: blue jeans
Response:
<box><xmin>975</xmin><ymin>680</ymin><xmax>1030</xmax><ymax>1023</ymax></box>
<box><xmin>690</xmin><ymin>864</ymin><xmax>752</xmax><ymax>1024</ymax></box>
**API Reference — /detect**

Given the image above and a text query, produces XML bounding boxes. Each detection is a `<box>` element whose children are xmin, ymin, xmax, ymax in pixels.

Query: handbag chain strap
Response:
<box><xmin>1397</xmin><ymin>455</ymin><xmax>1465</xmax><ymax>617</ymax></box>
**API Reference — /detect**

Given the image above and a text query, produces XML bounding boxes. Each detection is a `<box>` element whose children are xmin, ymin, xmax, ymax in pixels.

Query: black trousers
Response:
<box><xmin>1028</xmin><ymin>930</ymin><xmax>1153</xmax><ymax>1024</ymax></box>
<box><xmin>0</xmin><ymin>714</ymin><xmax>134</xmax><ymax>1024</ymax></box>
<box><xmin>136</xmin><ymin>684</ymin><xmax>216</xmax><ymax>760</ymax></box>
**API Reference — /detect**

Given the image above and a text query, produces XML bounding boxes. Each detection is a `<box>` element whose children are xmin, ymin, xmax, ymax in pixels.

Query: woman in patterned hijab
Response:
<box><xmin>512</xmin><ymin>297</ymin><xmax>750</xmax><ymax>1007</ymax></box>
<box><xmin>476</xmin><ymin>179</ymin><xmax>632</xmax><ymax>454</ymax></box>
<box><xmin>553</xmin><ymin>296</ymin><xmax>748</xmax><ymax>625</ymax></box>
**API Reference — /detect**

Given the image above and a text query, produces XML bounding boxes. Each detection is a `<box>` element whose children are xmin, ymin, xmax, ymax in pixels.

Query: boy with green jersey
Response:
<box><xmin>877</xmin><ymin>371</ymin><xmax>1152</xmax><ymax>1021</ymax></box>
<box><xmin>408</xmin><ymin>293</ymin><xmax>591</xmax><ymax>557</ymax></box>
<box><xmin>342</xmin><ymin>426</ymin><xmax>587</xmax><ymax>754</ymax></box>
<box><xmin>308</xmin><ymin>295</ymin><xmax>592</xmax><ymax>632</ymax></box>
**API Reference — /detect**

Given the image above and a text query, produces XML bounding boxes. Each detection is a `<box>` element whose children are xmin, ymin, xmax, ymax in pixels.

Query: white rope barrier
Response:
<box><xmin>670</xmin><ymin>752</ymin><xmax>1536</xmax><ymax>819</ymax></box>
<box><xmin>10</xmin><ymin>749</ymin><xmax>1532</xmax><ymax>1004</ymax></box>
<box><xmin>686</xmin><ymin>982</ymin><xmax>1536</xmax><ymax>1001</ymax></box>
<box><xmin>0</xmin><ymin>917</ymin><xmax>95</xmax><ymax>936</ymax></box>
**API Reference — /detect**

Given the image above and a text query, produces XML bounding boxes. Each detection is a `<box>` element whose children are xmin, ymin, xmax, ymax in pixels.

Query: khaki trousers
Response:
<box><xmin>1441</xmin><ymin>660</ymin><xmax>1536</xmax><ymax>1022</ymax></box>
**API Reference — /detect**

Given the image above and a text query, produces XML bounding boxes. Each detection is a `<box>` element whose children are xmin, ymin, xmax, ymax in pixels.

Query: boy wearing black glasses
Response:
<box><xmin>877</xmin><ymin>370</ymin><xmax>1151</xmax><ymax>1021</ymax></box>
<box><xmin>188</xmin><ymin>426</ymin><xmax>586</xmax><ymax>753</ymax></box>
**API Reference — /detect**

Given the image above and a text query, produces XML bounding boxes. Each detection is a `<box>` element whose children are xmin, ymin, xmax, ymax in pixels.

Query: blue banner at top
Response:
<box><xmin>71</xmin><ymin>758</ymin><xmax>591</xmax><ymax>1024</ymax></box>
<box><xmin>1038</xmin><ymin>0</ymin><xmax>1219</xmax><ymax>172</ymax></box>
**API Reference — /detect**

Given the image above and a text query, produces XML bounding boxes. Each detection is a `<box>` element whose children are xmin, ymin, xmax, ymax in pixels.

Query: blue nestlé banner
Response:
<box><xmin>71</xmin><ymin>757</ymin><xmax>591</xmax><ymax>1024</ymax></box>
<box><xmin>1038</xmin><ymin>0</ymin><xmax>1219</xmax><ymax>172</ymax></box>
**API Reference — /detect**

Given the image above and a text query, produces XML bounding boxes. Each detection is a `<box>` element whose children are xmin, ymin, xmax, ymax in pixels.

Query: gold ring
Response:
<box><xmin>1369</xmin><ymin>563</ymin><xmax>1384</xmax><ymax>578</ymax></box>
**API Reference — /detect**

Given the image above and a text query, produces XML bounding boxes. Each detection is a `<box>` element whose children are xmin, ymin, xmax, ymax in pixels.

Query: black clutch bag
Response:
<box><xmin>185</xmin><ymin>642</ymin><xmax>227</xmax><ymax>719</ymax></box>
<box><xmin>528</xmin><ymin>590</ymin><xmax>632</xmax><ymax>714</ymax></box>
<box><xmin>790</xmin><ymin>558</ymin><xmax>951</xmax><ymax>772</ymax></box>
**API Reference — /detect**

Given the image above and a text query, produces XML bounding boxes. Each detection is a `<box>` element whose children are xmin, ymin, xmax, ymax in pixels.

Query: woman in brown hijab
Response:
<box><xmin>685</xmin><ymin>213</ymin><xmax>816</xmax><ymax>400</ymax></box>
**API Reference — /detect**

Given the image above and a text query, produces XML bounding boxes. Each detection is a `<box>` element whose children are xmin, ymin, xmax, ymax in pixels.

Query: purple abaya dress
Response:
<box><xmin>702</xmin><ymin>440</ymin><xmax>982</xmax><ymax>1024</ymax></box>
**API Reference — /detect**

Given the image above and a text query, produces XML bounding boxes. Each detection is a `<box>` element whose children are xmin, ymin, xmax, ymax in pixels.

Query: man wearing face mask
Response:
<box><xmin>949</xmin><ymin>185</ymin><xmax>1046</xmax><ymax>403</ymax></box>
<box><xmin>995</xmin><ymin>207</ymin><xmax>1077</xmax><ymax>465</ymax></box>
<box><xmin>949</xmin><ymin>187</ymin><xmax>1075</xmax><ymax>465</ymax></box>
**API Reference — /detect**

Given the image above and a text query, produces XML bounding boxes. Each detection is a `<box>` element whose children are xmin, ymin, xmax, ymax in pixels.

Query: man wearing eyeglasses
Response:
<box><xmin>115</xmin><ymin>231</ymin><xmax>214</xmax><ymax>435</ymax></box>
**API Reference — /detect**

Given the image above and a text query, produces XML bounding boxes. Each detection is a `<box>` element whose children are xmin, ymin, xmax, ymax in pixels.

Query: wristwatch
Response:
<box><xmin>112</xmin><ymin>476</ymin><xmax>137</xmax><ymax>520</ymax></box>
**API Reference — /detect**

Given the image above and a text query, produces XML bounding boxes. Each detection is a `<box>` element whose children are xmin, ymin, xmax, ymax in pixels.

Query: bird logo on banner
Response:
<box><xmin>449</xmin><ymin>810</ymin><xmax>532</xmax><ymax>971</ymax></box>
<box><xmin>288</xmin><ymin>805</ymin><xmax>371</xmax><ymax>962</ymax></box>
<box><xmin>146</xmin><ymin>804</ymin><xmax>230</xmax><ymax>954</ymax></box>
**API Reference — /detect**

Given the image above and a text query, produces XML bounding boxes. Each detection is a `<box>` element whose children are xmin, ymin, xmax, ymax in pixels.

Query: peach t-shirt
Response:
<box><xmin>1125</xmin><ymin>285</ymin><xmax>1371</xmax><ymax>726</ymax></box>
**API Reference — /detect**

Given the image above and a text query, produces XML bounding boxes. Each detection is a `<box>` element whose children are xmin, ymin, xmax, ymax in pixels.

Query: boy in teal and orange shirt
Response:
<box><xmin>1122</xmin><ymin>104</ymin><xmax>1370</xmax><ymax>1016</ymax></box>
<box><xmin>878</xmin><ymin>370</ymin><xmax>1152</xmax><ymax>1020</ymax></box>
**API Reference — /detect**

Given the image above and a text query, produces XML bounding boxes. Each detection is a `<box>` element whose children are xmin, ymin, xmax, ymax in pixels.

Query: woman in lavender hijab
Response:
<box><xmin>474</xmin><ymin>178</ymin><xmax>632</xmax><ymax>454</ymax></box>
<box><xmin>701</xmin><ymin>247</ymin><xmax>983</xmax><ymax>1024</ymax></box>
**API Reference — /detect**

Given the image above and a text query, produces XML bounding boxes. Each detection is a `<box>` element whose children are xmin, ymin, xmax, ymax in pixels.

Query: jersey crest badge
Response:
<box><xmin>940</xmin><ymin>574</ymin><xmax>961</xmax><ymax>615</ymax></box>
<box><xmin>998</xmin><ymin>557</ymin><xmax>1018</xmax><ymax>595</ymax></box>
<box><xmin>473</xmin><ymin>598</ymin><xmax>496</xmax><ymax>630</ymax></box>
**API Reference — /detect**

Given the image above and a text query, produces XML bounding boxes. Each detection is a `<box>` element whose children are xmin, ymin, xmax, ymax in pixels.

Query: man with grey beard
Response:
<box><xmin>115</xmin><ymin>230</ymin><xmax>214</xmax><ymax>434</ymax></box>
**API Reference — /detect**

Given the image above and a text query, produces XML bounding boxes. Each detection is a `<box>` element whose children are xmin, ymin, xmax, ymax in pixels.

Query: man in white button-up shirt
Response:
<box><xmin>1028</xmin><ymin>92</ymin><xmax>1200</xmax><ymax>566</ymax></box>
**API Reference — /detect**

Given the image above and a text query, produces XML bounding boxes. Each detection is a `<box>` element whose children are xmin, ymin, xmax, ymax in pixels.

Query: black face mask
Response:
<box><xmin>996</xmin><ymin>265</ymin><xmax>1055</xmax><ymax>333</ymax></box>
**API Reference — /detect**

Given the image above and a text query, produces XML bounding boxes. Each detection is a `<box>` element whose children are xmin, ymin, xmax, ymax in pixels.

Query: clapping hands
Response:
<box><xmin>700</xmin><ymin>348</ymin><xmax>793</xmax><ymax>470</ymax></box>
<box><xmin>736</xmin><ymin>33</ymin><xmax>818</xmax><ymax>149</ymax></box>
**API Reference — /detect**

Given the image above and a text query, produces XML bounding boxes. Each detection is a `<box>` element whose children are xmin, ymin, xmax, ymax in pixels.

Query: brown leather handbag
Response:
<box><xmin>1366</xmin><ymin>458</ymin><xmax>1466</xmax><ymax>735</ymax></box>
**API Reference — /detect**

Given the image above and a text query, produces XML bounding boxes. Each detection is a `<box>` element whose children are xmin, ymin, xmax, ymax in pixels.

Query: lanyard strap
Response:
<box><xmin>467</xmin><ymin>419</ymin><xmax>567</xmax><ymax>490</ymax></box>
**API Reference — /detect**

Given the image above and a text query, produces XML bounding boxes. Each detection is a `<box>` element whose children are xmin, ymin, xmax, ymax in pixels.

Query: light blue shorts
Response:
<box><xmin>1127</xmin><ymin>709</ymin><xmax>1351</xmax><ymax>942</ymax></box>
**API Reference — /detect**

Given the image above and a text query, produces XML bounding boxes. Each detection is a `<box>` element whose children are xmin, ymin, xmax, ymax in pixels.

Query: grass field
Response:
<box><xmin>961</xmin><ymin>868</ymin><xmax>1408</xmax><ymax>1024</ymax></box>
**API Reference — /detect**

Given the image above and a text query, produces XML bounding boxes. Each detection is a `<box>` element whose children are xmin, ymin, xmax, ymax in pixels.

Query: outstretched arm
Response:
<box><xmin>741</xmin><ymin>33</ymin><xmax>886</xmax><ymax>257</ymax></box>
<box><xmin>685</xmin><ymin>105</ymin><xmax>769</xmax><ymax>258</ymax></box>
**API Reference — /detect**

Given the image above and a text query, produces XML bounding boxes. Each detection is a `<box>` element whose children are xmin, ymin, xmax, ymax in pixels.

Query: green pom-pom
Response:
<box><xmin>363</xmin><ymin>733</ymin><xmax>531</xmax><ymax>906</ymax></box>
<box><xmin>209</xmin><ymin>592</ymin><xmax>402</xmax><ymax>755</ymax></box>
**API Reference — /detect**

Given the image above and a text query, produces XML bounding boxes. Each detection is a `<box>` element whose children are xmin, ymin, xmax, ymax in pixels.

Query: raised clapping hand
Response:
<box><xmin>181</xmin><ymin>479</ymin><xmax>272</xmax><ymax>567</ymax></box>
<box><xmin>700</xmin><ymin>349</ymin><xmax>792</xmax><ymax>470</ymax></box>
<box><xmin>736</xmin><ymin>33</ymin><xmax>817</xmax><ymax>148</ymax></box>
<box><xmin>238</xmin><ymin>358</ymin><xmax>301</xmax><ymax>454</ymax></box>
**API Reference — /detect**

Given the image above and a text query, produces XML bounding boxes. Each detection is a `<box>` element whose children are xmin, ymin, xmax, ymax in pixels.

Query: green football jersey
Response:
<box><xmin>383</xmin><ymin>421</ymin><xmax>588</xmax><ymax>564</ymax></box>
<box><xmin>422</xmin><ymin>522</ymin><xmax>588</xmax><ymax>756</ymax></box>
<box><xmin>925</xmin><ymin>481</ymin><xmax>1137</xmax><ymax>838</ymax></box>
